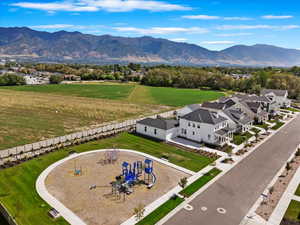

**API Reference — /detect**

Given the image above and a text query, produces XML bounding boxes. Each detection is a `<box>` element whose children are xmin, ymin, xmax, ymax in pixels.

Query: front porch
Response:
<box><xmin>214</xmin><ymin>128</ymin><xmax>234</xmax><ymax>146</ymax></box>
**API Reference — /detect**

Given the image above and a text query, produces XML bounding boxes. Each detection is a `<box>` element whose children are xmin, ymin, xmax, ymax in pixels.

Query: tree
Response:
<box><xmin>134</xmin><ymin>203</ymin><xmax>145</xmax><ymax>221</ymax></box>
<box><xmin>49</xmin><ymin>74</ymin><xmax>63</xmax><ymax>84</ymax></box>
<box><xmin>286</xmin><ymin>162</ymin><xmax>292</xmax><ymax>175</ymax></box>
<box><xmin>178</xmin><ymin>177</ymin><xmax>188</xmax><ymax>189</ymax></box>
<box><xmin>0</xmin><ymin>73</ymin><xmax>26</xmax><ymax>86</ymax></box>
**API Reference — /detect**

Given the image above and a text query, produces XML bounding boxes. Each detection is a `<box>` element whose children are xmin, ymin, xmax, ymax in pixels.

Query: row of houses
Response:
<box><xmin>136</xmin><ymin>89</ymin><xmax>291</xmax><ymax>147</ymax></box>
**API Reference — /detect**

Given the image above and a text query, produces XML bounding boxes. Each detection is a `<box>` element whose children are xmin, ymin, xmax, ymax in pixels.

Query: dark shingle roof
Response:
<box><xmin>224</xmin><ymin>109</ymin><xmax>252</xmax><ymax>125</ymax></box>
<box><xmin>182</xmin><ymin>108</ymin><xmax>227</xmax><ymax>125</ymax></box>
<box><xmin>201</xmin><ymin>102</ymin><xmax>226</xmax><ymax>110</ymax></box>
<box><xmin>137</xmin><ymin>118</ymin><xmax>178</xmax><ymax>130</ymax></box>
<box><xmin>245</xmin><ymin>102</ymin><xmax>261</xmax><ymax>113</ymax></box>
<box><xmin>234</xmin><ymin>94</ymin><xmax>271</xmax><ymax>103</ymax></box>
<box><xmin>261</xmin><ymin>89</ymin><xmax>287</xmax><ymax>97</ymax></box>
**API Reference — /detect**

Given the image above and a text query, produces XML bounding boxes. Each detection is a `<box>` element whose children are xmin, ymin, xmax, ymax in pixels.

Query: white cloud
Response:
<box><xmin>113</xmin><ymin>26</ymin><xmax>209</xmax><ymax>35</ymax></box>
<box><xmin>169</xmin><ymin>38</ymin><xmax>187</xmax><ymax>42</ymax></box>
<box><xmin>217</xmin><ymin>24</ymin><xmax>300</xmax><ymax>30</ymax></box>
<box><xmin>182</xmin><ymin>15</ymin><xmax>252</xmax><ymax>21</ymax></box>
<box><xmin>201</xmin><ymin>41</ymin><xmax>235</xmax><ymax>45</ymax></box>
<box><xmin>11</xmin><ymin>2</ymin><xmax>98</xmax><ymax>12</ymax></box>
<box><xmin>223</xmin><ymin>17</ymin><xmax>252</xmax><ymax>21</ymax></box>
<box><xmin>182</xmin><ymin>15</ymin><xmax>220</xmax><ymax>20</ymax></box>
<box><xmin>30</xmin><ymin>24</ymin><xmax>105</xmax><ymax>29</ymax></box>
<box><xmin>216</xmin><ymin>32</ymin><xmax>253</xmax><ymax>37</ymax></box>
<box><xmin>11</xmin><ymin>0</ymin><xmax>191</xmax><ymax>12</ymax></box>
<box><xmin>30</xmin><ymin>24</ymin><xmax>75</xmax><ymax>29</ymax></box>
<box><xmin>262</xmin><ymin>15</ymin><xmax>293</xmax><ymax>19</ymax></box>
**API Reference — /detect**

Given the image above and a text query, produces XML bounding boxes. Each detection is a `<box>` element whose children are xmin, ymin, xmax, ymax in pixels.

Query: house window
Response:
<box><xmin>192</xmin><ymin>131</ymin><xmax>195</xmax><ymax>135</ymax></box>
<box><xmin>208</xmin><ymin>134</ymin><xmax>211</xmax><ymax>140</ymax></box>
<box><xmin>193</xmin><ymin>124</ymin><xmax>195</xmax><ymax>128</ymax></box>
<box><xmin>197</xmin><ymin>125</ymin><xmax>200</xmax><ymax>128</ymax></box>
<box><xmin>154</xmin><ymin>129</ymin><xmax>157</xmax><ymax>135</ymax></box>
<box><xmin>188</xmin><ymin>122</ymin><xmax>191</xmax><ymax>127</ymax></box>
<box><xmin>144</xmin><ymin>126</ymin><xmax>147</xmax><ymax>132</ymax></box>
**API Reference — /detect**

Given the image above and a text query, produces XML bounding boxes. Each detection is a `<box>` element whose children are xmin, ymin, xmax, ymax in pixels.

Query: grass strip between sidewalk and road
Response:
<box><xmin>136</xmin><ymin>195</ymin><xmax>184</xmax><ymax>225</ymax></box>
<box><xmin>179</xmin><ymin>168</ymin><xmax>222</xmax><ymax>198</ymax></box>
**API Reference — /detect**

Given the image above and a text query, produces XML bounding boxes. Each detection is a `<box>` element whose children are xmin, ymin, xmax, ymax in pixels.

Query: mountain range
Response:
<box><xmin>1</xmin><ymin>27</ymin><xmax>300</xmax><ymax>67</ymax></box>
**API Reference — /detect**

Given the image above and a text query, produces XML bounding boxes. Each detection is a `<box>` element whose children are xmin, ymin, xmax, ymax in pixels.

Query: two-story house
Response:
<box><xmin>261</xmin><ymin>89</ymin><xmax>291</xmax><ymax>109</ymax></box>
<box><xmin>179</xmin><ymin>108</ymin><xmax>233</xmax><ymax>146</ymax></box>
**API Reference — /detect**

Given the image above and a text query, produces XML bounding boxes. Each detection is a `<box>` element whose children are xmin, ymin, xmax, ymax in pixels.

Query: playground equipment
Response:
<box><xmin>144</xmin><ymin>159</ymin><xmax>156</xmax><ymax>189</ymax></box>
<box><xmin>111</xmin><ymin>158</ymin><xmax>156</xmax><ymax>200</ymax></box>
<box><xmin>100</xmin><ymin>149</ymin><xmax>119</xmax><ymax>165</ymax></box>
<box><xmin>74</xmin><ymin>160</ymin><xmax>82</xmax><ymax>176</ymax></box>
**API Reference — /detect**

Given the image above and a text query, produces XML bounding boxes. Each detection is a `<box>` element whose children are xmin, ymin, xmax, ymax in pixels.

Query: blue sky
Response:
<box><xmin>1</xmin><ymin>0</ymin><xmax>300</xmax><ymax>50</ymax></box>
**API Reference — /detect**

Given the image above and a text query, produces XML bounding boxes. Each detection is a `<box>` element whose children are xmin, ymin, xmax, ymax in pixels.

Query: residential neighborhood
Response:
<box><xmin>137</xmin><ymin>89</ymin><xmax>291</xmax><ymax>148</ymax></box>
<box><xmin>2</xmin><ymin>1</ymin><xmax>300</xmax><ymax>225</ymax></box>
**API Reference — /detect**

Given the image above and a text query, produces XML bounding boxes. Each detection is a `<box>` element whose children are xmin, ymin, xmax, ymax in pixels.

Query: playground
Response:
<box><xmin>44</xmin><ymin>150</ymin><xmax>190</xmax><ymax>225</ymax></box>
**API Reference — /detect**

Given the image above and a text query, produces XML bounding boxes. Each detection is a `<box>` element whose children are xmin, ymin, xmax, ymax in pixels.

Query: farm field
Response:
<box><xmin>0</xmin><ymin>133</ymin><xmax>213</xmax><ymax>225</ymax></box>
<box><xmin>0</xmin><ymin>88</ymin><xmax>158</xmax><ymax>150</ymax></box>
<box><xmin>0</xmin><ymin>83</ymin><xmax>224</xmax><ymax>150</ymax></box>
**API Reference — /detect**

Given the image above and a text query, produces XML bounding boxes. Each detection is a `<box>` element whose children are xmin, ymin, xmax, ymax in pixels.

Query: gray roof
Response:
<box><xmin>201</xmin><ymin>102</ymin><xmax>226</xmax><ymax>110</ymax></box>
<box><xmin>187</xmin><ymin>104</ymin><xmax>202</xmax><ymax>111</ymax></box>
<box><xmin>245</xmin><ymin>102</ymin><xmax>261</xmax><ymax>113</ymax></box>
<box><xmin>261</xmin><ymin>89</ymin><xmax>287</xmax><ymax>97</ymax></box>
<box><xmin>202</xmin><ymin>99</ymin><xmax>236</xmax><ymax>110</ymax></box>
<box><xmin>224</xmin><ymin>108</ymin><xmax>252</xmax><ymax>125</ymax></box>
<box><xmin>182</xmin><ymin>108</ymin><xmax>227</xmax><ymax>125</ymax></box>
<box><xmin>137</xmin><ymin>118</ymin><xmax>178</xmax><ymax>130</ymax></box>
<box><xmin>233</xmin><ymin>94</ymin><xmax>271</xmax><ymax>103</ymax></box>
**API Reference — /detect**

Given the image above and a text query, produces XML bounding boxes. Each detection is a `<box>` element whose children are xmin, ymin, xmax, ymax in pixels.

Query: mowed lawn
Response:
<box><xmin>282</xmin><ymin>200</ymin><xmax>300</xmax><ymax>223</ymax></box>
<box><xmin>0</xmin><ymin>84</ymin><xmax>135</xmax><ymax>100</ymax></box>
<box><xmin>147</xmin><ymin>86</ymin><xmax>225</xmax><ymax>107</ymax></box>
<box><xmin>0</xmin><ymin>133</ymin><xmax>213</xmax><ymax>225</ymax></box>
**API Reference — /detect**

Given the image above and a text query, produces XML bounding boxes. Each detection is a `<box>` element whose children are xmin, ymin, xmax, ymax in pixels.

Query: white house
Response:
<box><xmin>179</xmin><ymin>108</ymin><xmax>233</xmax><ymax>146</ymax></box>
<box><xmin>136</xmin><ymin>118</ymin><xmax>178</xmax><ymax>141</ymax></box>
<box><xmin>261</xmin><ymin>89</ymin><xmax>291</xmax><ymax>109</ymax></box>
<box><xmin>201</xmin><ymin>101</ymin><xmax>253</xmax><ymax>133</ymax></box>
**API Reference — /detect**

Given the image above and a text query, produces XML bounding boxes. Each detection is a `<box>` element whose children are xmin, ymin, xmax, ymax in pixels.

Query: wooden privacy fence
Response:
<box><xmin>0</xmin><ymin>110</ymin><xmax>176</xmax><ymax>168</ymax></box>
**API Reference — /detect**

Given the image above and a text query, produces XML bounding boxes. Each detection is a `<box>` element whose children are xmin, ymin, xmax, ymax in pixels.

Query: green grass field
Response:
<box><xmin>0</xmin><ymin>83</ymin><xmax>224</xmax><ymax>107</ymax></box>
<box><xmin>0</xmin><ymin>132</ymin><xmax>213</xmax><ymax>225</ymax></box>
<box><xmin>0</xmin><ymin>83</ymin><xmax>224</xmax><ymax>150</ymax></box>
<box><xmin>179</xmin><ymin>168</ymin><xmax>222</xmax><ymax>197</ymax></box>
<box><xmin>147</xmin><ymin>86</ymin><xmax>224</xmax><ymax>107</ymax></box>
<box><xmin>282</xmin><ymin>200</ymin><xmax>300</xmax><ymax>222</ymax></box>
<box><xmin>0</xmin><ymin>84</ymin><xmax>135</xmax><ymax>100</ymax></box>
<box><xmin>136</xmin><ymin>195</ymin><xmax>184</xmax><ymax>225</ymax></box>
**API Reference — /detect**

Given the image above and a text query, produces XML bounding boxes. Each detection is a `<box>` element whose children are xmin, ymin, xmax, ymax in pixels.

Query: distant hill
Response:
<box><xmin>1</xmin><ymin>27</ymin><xmax>300</xmax><ymax>67</ymax></box>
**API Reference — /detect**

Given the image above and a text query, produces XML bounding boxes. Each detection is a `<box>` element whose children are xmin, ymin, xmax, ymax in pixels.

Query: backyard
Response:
<box><xmin>0</xmin><ymin>132</ymin><xmax>214</xmax><ymax>225</ymax></box>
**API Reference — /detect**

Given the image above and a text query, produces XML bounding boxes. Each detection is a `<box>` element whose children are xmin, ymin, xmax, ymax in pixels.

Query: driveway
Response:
<box><xmin>164</xmin><ymin>115</ymin><xmax>300</xmax><ymax>225</ymax></box>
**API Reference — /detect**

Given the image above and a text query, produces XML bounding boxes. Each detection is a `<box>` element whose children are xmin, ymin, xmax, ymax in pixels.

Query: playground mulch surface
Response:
<box><xmin>45</xmin><ymin>151</ymin><xmax>189</xmax><ymax>225</ymax></box>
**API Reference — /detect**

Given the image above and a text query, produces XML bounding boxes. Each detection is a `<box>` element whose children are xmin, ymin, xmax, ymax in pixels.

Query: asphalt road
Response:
<box><xmin>165</xmin><ymin>115</ymin><xmax>300</xmax><ymax>225</ymax></box>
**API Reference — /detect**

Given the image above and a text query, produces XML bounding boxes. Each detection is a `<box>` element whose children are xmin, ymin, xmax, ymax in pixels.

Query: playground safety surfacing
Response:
<box><xmin>45</xmin><ymin>151</ymin><xmax>190</xmax><ymax>225</ymax></box>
